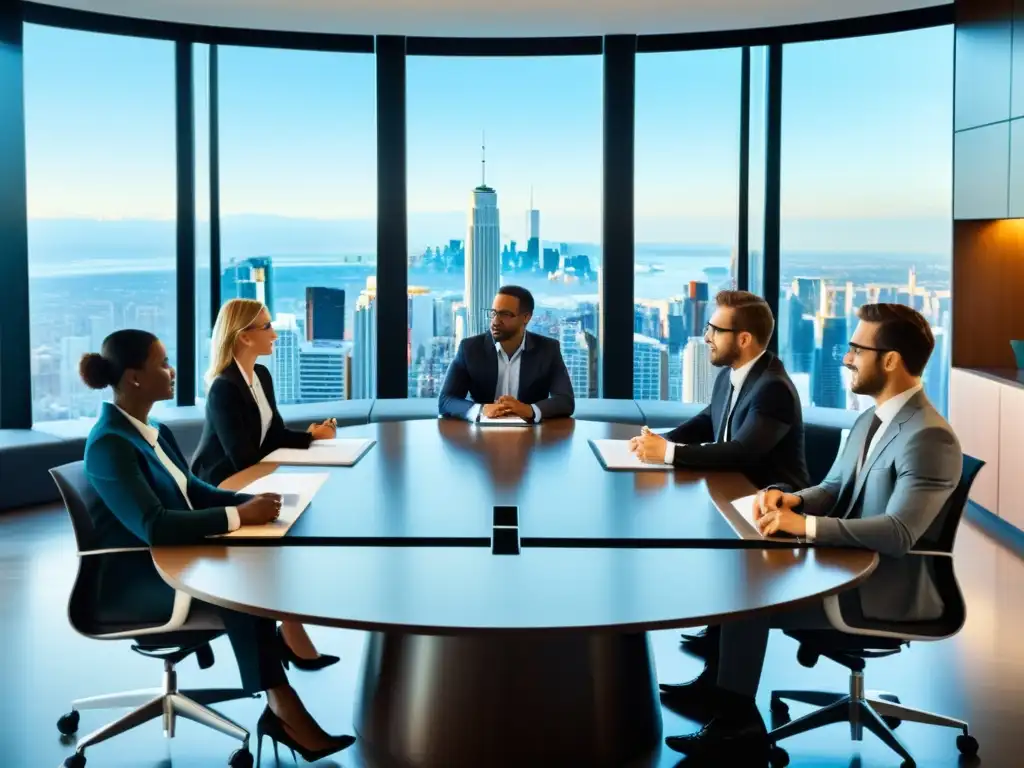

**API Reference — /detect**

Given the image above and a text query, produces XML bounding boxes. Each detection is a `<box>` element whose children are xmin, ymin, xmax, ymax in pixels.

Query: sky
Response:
<box><xmin>20</xmin><ymin>22</ymin><xmax>953</xmax><ymax>252</ymax></box>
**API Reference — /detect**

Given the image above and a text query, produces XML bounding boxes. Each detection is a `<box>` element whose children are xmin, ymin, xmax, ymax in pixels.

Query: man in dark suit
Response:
<box><xmin>662</xmin><ymin>303</ymin><xmax>962</xmax><ymax>762</ymax></box>
<box><xmin>630</xmin><ymin>290</ymin><xmax>809</xmax><ymax>667</ymax></box>
<box><xmin>438</xmin><ymin>286</ymin><xmax>575</xmax><ymax>422</ymax></box>
<box><xmin>628</xmin><ymin>290</ymin><xmax>809</xmax><ymax>491</ymax></box>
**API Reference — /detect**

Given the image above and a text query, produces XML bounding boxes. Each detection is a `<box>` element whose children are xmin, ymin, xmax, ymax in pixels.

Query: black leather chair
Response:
<box><xmin>50</xmin><ymin>462</ymin><xmax>256</xmax><ymax>768</ymax></box>
<box><xmin>767</xmin><ymin>454</ymin><xmax>985</xmax><ymax>768</ymax></box>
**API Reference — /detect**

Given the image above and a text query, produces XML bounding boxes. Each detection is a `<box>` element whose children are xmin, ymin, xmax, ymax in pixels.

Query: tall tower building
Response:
<box><xmin>270</xmin><ymin>313</ymin><xmax>300</xmax><ymax>405</ymax></box>
<box><xmin>465</xmin><ymin>137</ymin><xmax>501</xmax><ymax>337</ymax></box>
<box><xmin>812</xmin><ymin>315</ymin><xmax>847</xmax><ymax>409</ymax></box>
<box><xmin>353</xmin><ymin>291</ymin><xmax>377</xmax><ymax>400</ymax></box>
<box><xmin>232</xmin><ymin>257</ymin><xmax>274</xmax><ymax>317</ymax></box>
<box><xmin>299</xmin><ymin>343</ymin><xmax>347</xmax><ymax>403</ymax></box>
<box><xmin>408</xmin><ymin>288</ymin><xmax>434</xmax><ymax>363</ymax></box>
<box><xmin>633</xmin><ymin>334</ymin><xmax>664</xmax><ymax>401</ymax></box>
<box><xmin>526</xmin><ymin>187</ymin><xmax>540</xmax><ymax>272</ymax></box>
<box><xmin>683</xmin><ymin>336</ymin><xmax>715</xmax><ymax>404</ymax></box>
<box><xmin>305</xmin><ymin>287</ymin><xmax>345</xmax><ymax>342</ymax></box>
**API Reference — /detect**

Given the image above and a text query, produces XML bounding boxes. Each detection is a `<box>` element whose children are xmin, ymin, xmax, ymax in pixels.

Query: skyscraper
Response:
<box><xmin>465</xmin><ymin>140</ymin><xmax>500</xmax><ymax>337</ymax></box>
<box><xmin>683</xmin><ymin>337</ymin><xmax>715</xmax><ymax>404</ymax></box>
<box><xmin>299</xmin><ymin>343</ymin><xmax>347</xmax><ymax>402</ymax></box>
<box><xmin>232</xmin><ymin>257</ymin><xmax>274</xmax><ymax>317</ymax></box>
<box><xmin>633</xmin><ymin>334</ymin><xmax>664</xmax><ymax>401</ymax></box>
<box><xmin>526</xmin><ymin>188</ymin><xmax>540</xmax><ymax>272</ymax></box>
<box><xmin>305</xmin><ymin>287</ymin><xmax>345</xmax><ymax>343</ymax></box>
<box><xmin>353</xmin><ymin>291</ymin><xmax>377</xmax><ymax>400</ymax></box>
<box><xmin>812</xmin><ymin>316</ymin><xmax>847</xmax><ymax>409</ymax></box>
<box><xmin>270</xmin><ymin>313</ymin><xmax>300</xmax><ymax>405</ymax></box>
<box><xmin>408</xmin><ymin>288</ymin><xmax>434</xmax><ymax>363</ymax></box>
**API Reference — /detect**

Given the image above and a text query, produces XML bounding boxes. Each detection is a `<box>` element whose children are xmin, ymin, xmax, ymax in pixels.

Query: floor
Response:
<box><xmin>1</xmin><ymin>503</ymin><xmax>1021</xmax><ymax>768</ymax></box>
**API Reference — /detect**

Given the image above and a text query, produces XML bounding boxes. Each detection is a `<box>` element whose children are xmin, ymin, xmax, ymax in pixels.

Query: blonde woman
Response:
<box><xmin>191</xmin><ymin>298</ymin><xmax>338</xmax><ymax>671</ymax></box>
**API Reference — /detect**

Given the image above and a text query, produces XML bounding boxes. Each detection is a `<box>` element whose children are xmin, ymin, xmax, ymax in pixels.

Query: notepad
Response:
<box><xmin>477</xmin><ymin>414</ymin><xmax>532</xmax><ymax>427</ymax></box>
<box><xmin>589</xmin><ymin>439</ymin><xmax>674</xmax><ymax>471</ymax></box>
<box><xmin>723</xmin><ymin>493</ymin><xmax>796</xmax><ymax>542</ymax></box>
<box><xmin>261</xmin><ymin>438</ymin><xmax>375</xmax><ymax>466</ymax></box>
<box><xmin>217</xmin><ymin>471</ymin><xmax>329</xmax><ymax>538</ymax></box>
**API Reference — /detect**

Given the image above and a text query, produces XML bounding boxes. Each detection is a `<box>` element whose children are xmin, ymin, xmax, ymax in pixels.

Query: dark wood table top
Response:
<box><xmin>221</xmin><ymin>419</ymin><xmax>760</xmax><ymax>543</ymax></box>
<box><xmin>153</xmin><ymin>544</ymin><xmax>877</xmax><ymax>633</ymax></box>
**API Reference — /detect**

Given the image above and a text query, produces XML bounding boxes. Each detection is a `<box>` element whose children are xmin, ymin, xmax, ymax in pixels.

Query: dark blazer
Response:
<box><xmin>191</xmin><ymin>362</ymin><xmax>313</xmax><ymax>486</ymax></box>
<box><xmin>84</xmin><ymin>402</ymin><xmax>252</xmax><ymax>625</ymax></box>
<box><xmin>438</xmin><ymin>331</ymin><xmax>575</xmax><ymax>420</ymax></box>
<box><xmin>663</xmin><ymin>352</ymin><xmax>809</xmax><ymax>490</ymax></box>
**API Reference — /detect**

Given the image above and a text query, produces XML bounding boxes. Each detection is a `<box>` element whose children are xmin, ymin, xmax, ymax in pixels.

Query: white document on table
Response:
<box><xmin>217</xmin><ymin>471</ymin><xmax>329</xmax><ymax>539</ymax></box>
<box><xmin>589</xmin><ymin>439</ymin><xmax>674</xmax><ymax>471</ymax></box>
<box><xmin>723</xmin><ymin>493</ymin><xmax>794</xmax><ymax>542</ymax></box>
<box><xmin>477</xmin><ymin>414</ymin><xmax>532</xmax><ymax>427</ymax></box>
<box><xmin>261</xmin><ymin>438</ymin><xmax>375</xmax><ymax>466</ymax></box>
<box><xmin>726</xmin><ymin>493</ymin><xmax>762</xmax><ymax>538</ymax></box>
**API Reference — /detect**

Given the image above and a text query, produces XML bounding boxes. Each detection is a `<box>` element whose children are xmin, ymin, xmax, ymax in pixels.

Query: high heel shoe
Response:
<box><xmin>254</xmin><ymin>706</ymin><xmax>355</xmax><ymax>765</ymax></box>
<box><xmin>276</xmin><ymin>626</ymin><xmax>340</xmax><ymax>671</ymax></box>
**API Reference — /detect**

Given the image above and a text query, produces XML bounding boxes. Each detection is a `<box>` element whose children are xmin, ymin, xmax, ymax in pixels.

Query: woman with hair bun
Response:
<box><xmin>80</xmin><ymin>329</ymin><xmax>353</xmax><ymax>762</ymax></box>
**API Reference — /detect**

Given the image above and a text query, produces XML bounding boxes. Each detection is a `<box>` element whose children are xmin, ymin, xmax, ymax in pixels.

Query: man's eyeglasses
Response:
<box><xmin>847</xmin><ymin>341</ymin><xmax>894</xmax><ymax>356</ymax></box>
<box><xmin>484</xmin><ymin>309</ymin><xmax>519</xmax><ymax>322</ymax></box>
<box><xmin>704</xmin><ymin>322</ymin><xmax>738</xmax><ymax>336</ymax></box>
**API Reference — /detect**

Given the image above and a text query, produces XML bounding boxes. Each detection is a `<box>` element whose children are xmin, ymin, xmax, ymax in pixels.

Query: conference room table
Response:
<box><xmin>153</xmin><ymin>418</ymin><xmax>878</xmax><ymax>768</ymax></box>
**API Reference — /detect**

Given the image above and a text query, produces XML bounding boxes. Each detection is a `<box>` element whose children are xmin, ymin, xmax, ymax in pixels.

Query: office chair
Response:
<box><xmin>766</xmin><ymin>454</ymin><xmax>984</xmax><ymax>768</ymax></box>
<box><xmin>50</xmin><ymin>462</ymin><xmax>256</xmax><ymax>768</ymax></box>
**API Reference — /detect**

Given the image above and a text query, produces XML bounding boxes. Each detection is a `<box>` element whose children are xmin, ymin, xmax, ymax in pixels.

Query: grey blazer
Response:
<box><xmin>797</xmin><ymin>391</ymin><xmax>962</xmax><ymax>624</ymax></box>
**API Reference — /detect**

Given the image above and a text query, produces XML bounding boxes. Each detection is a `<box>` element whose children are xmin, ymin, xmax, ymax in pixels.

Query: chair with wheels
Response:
<box><xmin>767</xmin><ymin>454</ymin><xmax>985</xmax><ymax>768</ymax></box>
<box><xmin>50</xmin><ymin>462</ymin><xmax>257</xmax><ymax>768</ymax></box>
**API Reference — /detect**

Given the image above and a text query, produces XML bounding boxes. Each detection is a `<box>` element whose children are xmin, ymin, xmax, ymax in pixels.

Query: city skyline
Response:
<box><xmin>18</xmin><ymin>20</ymin><xmax>954</xmax><ymax>422</ymax></box>
<box><xmin>23</xmin><ymin>24</ymin><xmax>953</xmax><ymax>252</ymax></box>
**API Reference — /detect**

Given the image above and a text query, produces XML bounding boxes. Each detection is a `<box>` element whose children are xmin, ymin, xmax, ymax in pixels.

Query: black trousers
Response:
<box><xmin>209</xmin><ymin>603</ymin><xmax>288</xmax><ymax>694</ymax></box>
<box><xmin>716</xmin><ymin>601</ymin><xmax>832</xmax><ymax>699</ymax></box>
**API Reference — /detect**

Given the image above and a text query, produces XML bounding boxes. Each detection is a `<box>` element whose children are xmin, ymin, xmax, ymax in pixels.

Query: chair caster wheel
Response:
<box><xmin>878</xmin><ymin>693</ymin><xmax>900</xmax><ymax>704</ymax></box>
<box><xmin>228</xmin><ymin>747</ymin><xmax>253</xmax><ymax>768</ymax></box>
<box><xmin>770</xmin><ymin>697</ymin><xmax>790</xmax><ymax>718</ymax></box>
<box><xmin>57</xmin><ymin>711</ymin><xmax>80</xmax><ymax>736</ymax></box>
<box><xmin>796</xmin><ymin>646</ymin><xmax>819</xmax><ymax>667</ymax></box>
<box><xmin>769</xmin><ymin>744</ymin><xmax>790</xmax><ymax>767</ymax></box>
<box><xmin>957</xmin><ymin>733</ymin><xmax>979</xmax><ymax>757</ymax></box>
<box><xmin>63</xmin><ymin>753</ymin><xmax>86</xmax><ymax>768</ymax></box>
<box><xmin>883</xmin><ymin>716</ymin><xmax>902</xmax><ymax>730</ymax></box>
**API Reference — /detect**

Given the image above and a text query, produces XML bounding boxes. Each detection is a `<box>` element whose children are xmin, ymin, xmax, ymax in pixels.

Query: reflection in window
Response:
<box><xmin>218</xmin><ymin>46</ymin><xmax>376</xmax><ymax>403</ymax></box>
<box><xmin>24</xmin><ymin>26</ymin><xmax>176</xmax><ymax>423</ymax></box>
<box><xmin>633</xmin><ymin>48</ymin><xmax>742</xmax><ymax>402</ymax></box>
<box><xmin>406</xmin><ymin>56</ymin><xmax>602</xmax><ymax>399</ymax></box>
<box><xmin>780</xmin><ymin>27</ymin><xmax>953</xmax><ymax>413</ymax></box>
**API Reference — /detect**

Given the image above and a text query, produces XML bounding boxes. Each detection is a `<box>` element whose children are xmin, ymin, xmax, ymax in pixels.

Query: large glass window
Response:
<box><xmin>218</xmin><ymin>46</ymin><xmax>376</xmax><ymax>403</ymax></box>
<box><xmin>633</xmin><ymin>49</ymin><xmax>742</xmax><ymax>403</ymax></box>
<box><xmin>24</xmin><ymin>26</ymin><xmax>176</xmax><ymax>424</ymax></box>
<box><xmin>779</xmin><ymin>27</ymin><xmax>953</xmax><ymax>413</ymax></box>
<box><xmin>406</xmin><ymin>55</ymin><xmax>602</xmax><ymax>399</ymax></box>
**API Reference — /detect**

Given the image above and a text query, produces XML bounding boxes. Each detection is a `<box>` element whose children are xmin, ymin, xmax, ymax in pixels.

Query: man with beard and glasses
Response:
<box><xmin>662</xmin><ymin>302</ymin><xmax>962</xmax><ymax>762</ymax></box>
<box><xmin>632</xmin><ymin>290</ymin><xmax>809</xmax><ymax>686</ymax></box>
<box><xmin>627</xmin><ymin>290</ymin><xmax>808</xmax><ymax>489</ymax></box>
<box><xmin>438</xmin><ymin>285</ymin><xmax>575</xmax><ymax>422</ymax></box>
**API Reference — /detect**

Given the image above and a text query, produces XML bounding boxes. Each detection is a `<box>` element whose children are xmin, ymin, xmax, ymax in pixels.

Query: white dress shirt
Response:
<box><xmin>664</xmin><ymin>350</ymin><xmax>767</xmax><ymax>464</ymax></box>
<box><xmin>236</xmin><ymin>359</ymin><xmax>273</xmax><ymax>447</ymax></box>
<box><xmin>466</xmin><ymin>337</ymin><xmax>543</xmax><ymax>423</ymax></box>
<box><xmin>804</xmin><ymin>383</ymin><xmax>922</xmax><ymax>540</ymax></box>
<box><xmin>116</xmin><ymin>405</ymin><xmax>240</xmax><ymax>532</ymax></box>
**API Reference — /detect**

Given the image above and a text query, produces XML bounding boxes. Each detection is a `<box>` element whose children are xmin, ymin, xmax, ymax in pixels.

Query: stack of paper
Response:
<box><xmin>217</xmin><ymin>471</ymin><xmax>329</xmax><ymax>538</ymax></box>
<box><xmin>261</xmin><ymin>438</ymin><xmax>375</xmax><ymax>466</ymax></box>
<box><xmin>477</xmin><ymin>414</ymin><xmax>532</xmax><ymax>427</ymax></box>
<box><xmin>589</xmin><ymin>439</ymin><xmax>674</xmax><ymax>471</ymax></box>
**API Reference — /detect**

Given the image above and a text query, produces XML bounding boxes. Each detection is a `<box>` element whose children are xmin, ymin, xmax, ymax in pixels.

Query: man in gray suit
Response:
<box><xmin>663</xmin><ymin>303</ymin><xmax>962</xmax><ymax>761</ymax></box>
